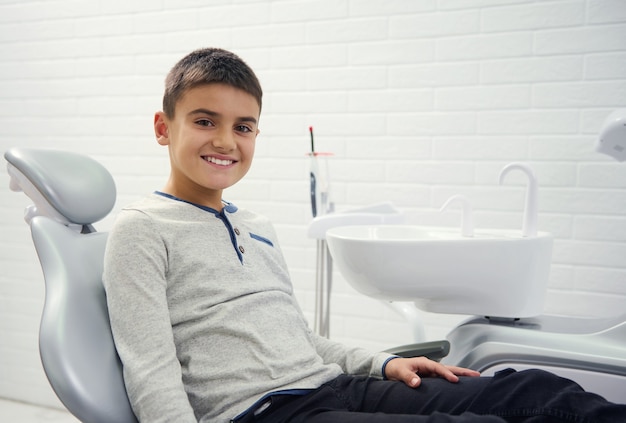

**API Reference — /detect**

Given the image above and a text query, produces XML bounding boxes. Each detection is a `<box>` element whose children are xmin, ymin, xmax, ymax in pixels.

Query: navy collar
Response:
<box><xmin>154</xmin><ymin>191</ymin><xmax>238</xmax><ymax>215</ymax></box>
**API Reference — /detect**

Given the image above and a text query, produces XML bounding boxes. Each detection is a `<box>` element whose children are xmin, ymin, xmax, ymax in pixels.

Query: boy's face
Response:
<box><xmin>154</xmin><ymin>83</ymin><xmax>260</xmax><ymax>209</ymax></box>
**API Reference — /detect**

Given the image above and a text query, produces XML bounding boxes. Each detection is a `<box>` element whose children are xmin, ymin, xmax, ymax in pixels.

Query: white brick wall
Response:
<box><xmin>1</xmin><ymin>0</ymin><xmax>625</xmax><ymax>409</ymax></box>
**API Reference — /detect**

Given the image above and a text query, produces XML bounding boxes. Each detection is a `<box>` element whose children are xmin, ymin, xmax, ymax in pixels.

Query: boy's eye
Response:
<box><xmin>195</xmin><ymin>119</ymin><xmax>214</xmax><ymax>127</ymax></box>
<box><xmin>236</xmin><ymin>124</ymin><xmax>254</xmax><ymax>133</ymax></box>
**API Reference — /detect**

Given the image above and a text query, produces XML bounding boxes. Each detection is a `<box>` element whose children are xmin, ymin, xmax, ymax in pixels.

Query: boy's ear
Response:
<box><xmin>154</xmin><ymin>112</ymin><xmax>170</xmax><ymax>146</ymax></box>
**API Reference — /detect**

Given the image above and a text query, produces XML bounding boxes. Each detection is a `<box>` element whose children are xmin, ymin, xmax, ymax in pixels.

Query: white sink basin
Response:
<box><xmin>326</xmin><ymin>225</ymin><xmax>553</xmax><ymax>318</ymax></box>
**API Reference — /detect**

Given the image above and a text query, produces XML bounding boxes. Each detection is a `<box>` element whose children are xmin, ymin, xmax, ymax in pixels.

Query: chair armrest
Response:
<box><xmin>384</xmin><ymin>340</ymin><xmax>450</xmax><ymax>362</ymax></box>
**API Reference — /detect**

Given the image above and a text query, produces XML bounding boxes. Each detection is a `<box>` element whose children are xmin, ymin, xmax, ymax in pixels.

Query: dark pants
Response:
<box><xmin>245</xmin><ymin>369</ymin><xmax>626</xmax><ymax>422</ymax></box>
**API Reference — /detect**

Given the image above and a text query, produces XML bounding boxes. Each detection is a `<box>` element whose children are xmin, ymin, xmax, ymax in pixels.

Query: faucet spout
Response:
<box><xmin>440</xmin><ymin>194</ymin><xmax>474</xmax><ymax>237</ymax></box>
<box><xmin>499</xmin><ymin>162</ymin><xmax>538</xmax><ymax>237</ymax></box>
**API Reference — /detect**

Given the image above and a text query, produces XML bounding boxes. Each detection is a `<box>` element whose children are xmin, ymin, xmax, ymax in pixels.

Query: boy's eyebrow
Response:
<box><xmin>188</xmin><ymin>108</ymin><xmax>258</xmax><ymax>124</ymax></box>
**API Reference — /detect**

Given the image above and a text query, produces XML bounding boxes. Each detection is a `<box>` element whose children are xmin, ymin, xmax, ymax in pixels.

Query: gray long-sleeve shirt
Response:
<box><xmin>103</xmin><ymin>193</ymin><xmax>392</xmax><ymax>422</ymax></box>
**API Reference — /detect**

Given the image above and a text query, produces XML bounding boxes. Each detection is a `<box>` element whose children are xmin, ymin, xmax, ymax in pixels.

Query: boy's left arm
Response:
<box><xmin>310</xmin><ymin>332</ymin><xmax>393</xmax><ymax>379</ymax></box>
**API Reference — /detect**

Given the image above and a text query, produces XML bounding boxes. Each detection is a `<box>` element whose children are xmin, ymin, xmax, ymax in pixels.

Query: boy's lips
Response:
<box><xmin>202</xmin><ymin>155</ymin><xmax>235</xmax><ymax>166</ymax></box>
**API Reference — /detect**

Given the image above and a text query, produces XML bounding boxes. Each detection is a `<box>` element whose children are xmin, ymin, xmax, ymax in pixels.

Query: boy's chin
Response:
<box><xmin>204</xmin><ymin>178</ymin><xmax>245</xmax><ymax>191</ymax></box>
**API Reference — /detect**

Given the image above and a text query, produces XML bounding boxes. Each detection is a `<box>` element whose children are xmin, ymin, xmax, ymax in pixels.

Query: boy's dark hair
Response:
<box><xmin>163</xmin><ymin>47</ymin><xmax>263</xmax><ymax>118</ymax></box>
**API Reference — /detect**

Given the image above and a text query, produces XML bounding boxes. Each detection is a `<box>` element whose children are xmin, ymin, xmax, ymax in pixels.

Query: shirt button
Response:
<box><xmin>239</xmin><ymin>246</ymin><xmax>245</xmax><ymax>254</ymax></box>
<box><xmin>234</xmin><ymin>228</ymin><xmax>241</xmax><ymax>235</ymax></box>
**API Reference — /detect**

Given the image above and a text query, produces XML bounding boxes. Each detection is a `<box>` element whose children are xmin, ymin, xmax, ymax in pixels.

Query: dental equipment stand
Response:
<box><xmin>327</xmin><ymin>214</ymin><xmax>626</xmax><ymax>404</ymax></box>
<box><xmin>313</xmin><ymin>238</ymin><xmax>332</xmax><ymax>337</ymax></box>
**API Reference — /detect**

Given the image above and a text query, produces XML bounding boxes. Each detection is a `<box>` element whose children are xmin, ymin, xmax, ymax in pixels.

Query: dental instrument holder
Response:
<box><xmin>309</xmin><ymin>152</ymin><xmax>333</xmax><ymax>219</ymax></box>
<box><xmin>308</xmin><ymin>203</ymin><xmax>406</xmax><ymax>338</ymax></box>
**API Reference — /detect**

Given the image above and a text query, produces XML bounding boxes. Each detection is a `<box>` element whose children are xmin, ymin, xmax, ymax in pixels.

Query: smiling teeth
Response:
<box><xmin>206</xmin><ymin>156</ymin><xmax>233</xmax><ymax>166</ymax></box>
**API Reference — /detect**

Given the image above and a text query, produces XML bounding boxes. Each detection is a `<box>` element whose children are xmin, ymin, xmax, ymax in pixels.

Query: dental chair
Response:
<box><xmin>5</xmin><ymin>148</ymin><xmax>137</xmax><ymax>423</ymax></box>
<box><xmin>4</xmin><ymin>147</ymin><xmax>450</xmax><ymax>423</ymax></box>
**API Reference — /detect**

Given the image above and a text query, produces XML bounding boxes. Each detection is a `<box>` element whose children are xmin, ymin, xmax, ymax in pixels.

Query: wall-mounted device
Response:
<box><xmin>596</xmin><ymin>109</ymin><xmax>626</xmax><ymax>161</ymax></box>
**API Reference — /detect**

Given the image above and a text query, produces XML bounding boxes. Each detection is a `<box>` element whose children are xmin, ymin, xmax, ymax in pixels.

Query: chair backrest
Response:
<box><xmin>5</xmin><ymin>148</ymin><xmax>137</xmax><ymax>423</ymax></box>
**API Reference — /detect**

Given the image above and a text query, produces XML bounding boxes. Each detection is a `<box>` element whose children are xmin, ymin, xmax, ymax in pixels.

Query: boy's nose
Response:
<box><xmin>211</xmin><ymin>128</ymin><xmax>236</xmax><ymax>151</ymax></box>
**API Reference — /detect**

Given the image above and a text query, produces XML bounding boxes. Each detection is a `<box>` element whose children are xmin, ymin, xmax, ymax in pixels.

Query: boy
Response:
<box><xmin>103</xmin><ymin>48</ymin><xmax>626</xmax><ymax>422</ymax></box>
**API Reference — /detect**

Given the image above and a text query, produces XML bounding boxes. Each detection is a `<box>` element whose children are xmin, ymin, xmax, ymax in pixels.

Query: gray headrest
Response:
<box><xmin>4</xmin><ymin>148</ymin><xmax>116</xmax><ymax>225</ymax></box>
